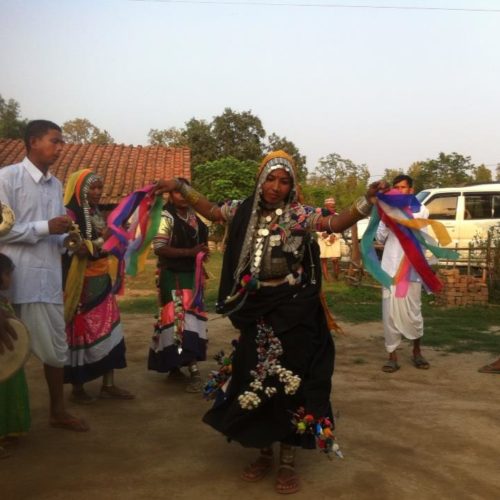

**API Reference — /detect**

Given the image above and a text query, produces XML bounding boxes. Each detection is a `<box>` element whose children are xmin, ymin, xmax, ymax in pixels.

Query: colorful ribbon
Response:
<box><xmin>103</xmin><ymin>185</ymin><xmax>163</xmax><ymax>290</ymax></box>
<box><xmin>361</xmin><ymin>192</ymin><xmax>459</xmax><ymax>296</ymax></box>
<box><xmin>190</xmin><ymin>250</ymin><xmax>208</xmax><ymax>310</ymax></box>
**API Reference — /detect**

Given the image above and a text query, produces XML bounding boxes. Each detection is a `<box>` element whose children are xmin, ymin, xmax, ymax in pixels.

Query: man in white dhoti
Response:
<box><xmin>317</xmin><ymin>198</ymin><xmax>341</xmax><ymax>280</ymax></box>
<box><xmin>376</xmin><ymin>175</ymin><xmax>430</xmax><ymax>373</ymax></box>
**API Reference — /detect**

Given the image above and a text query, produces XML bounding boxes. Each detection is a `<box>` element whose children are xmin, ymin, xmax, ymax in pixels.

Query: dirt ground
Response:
<box><xmin>2</xmin><ymin>314</ymin><xmax>499</xmax><ymax>500</ymax></box>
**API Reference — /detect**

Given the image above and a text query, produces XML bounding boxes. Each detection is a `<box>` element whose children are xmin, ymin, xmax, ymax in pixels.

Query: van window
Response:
<box><xmin>464</xmin><ymin>193</ymin><xmax>500</xmax><ymax>219</ymax></box>
<box><xmin>426</xmin><ymin>194</ymin><xmax>458</xmax><ymax>220</ymax></box>
<box><xmin>416</xmin><ymin>191</ymin><xmax>430</xmax><ymax>202</ymax></box>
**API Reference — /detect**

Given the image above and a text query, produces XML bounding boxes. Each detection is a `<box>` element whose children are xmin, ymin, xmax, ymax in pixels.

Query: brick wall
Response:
<box><xmin>436</xmin><ymin>269</ymin><xmax>489</xmax><ymax>307</ymax></box>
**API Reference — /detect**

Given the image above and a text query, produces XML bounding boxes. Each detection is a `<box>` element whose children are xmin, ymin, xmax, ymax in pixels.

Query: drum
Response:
<box><xmin>0</xmin><ymin>318</ymin><xmax>31</xmax><ymax>383</ymax></box>
<box><xmin>0</xmin><ymin>202</ymin><xmax>15</xmax><ymax>237</ymax></box>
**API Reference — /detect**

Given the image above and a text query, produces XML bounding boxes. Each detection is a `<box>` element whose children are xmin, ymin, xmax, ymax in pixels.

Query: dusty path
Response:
<box><xmin>2</xmin><ymin>315</ymin><xmax>499</xmax><ymax>500</ymax></box>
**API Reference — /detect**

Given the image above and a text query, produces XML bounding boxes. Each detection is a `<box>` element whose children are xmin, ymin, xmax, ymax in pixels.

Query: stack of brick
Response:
<box><xmin>436</xmin><ymin>269</ymin><xmax>489</xmax><ymax>307</ymax></box>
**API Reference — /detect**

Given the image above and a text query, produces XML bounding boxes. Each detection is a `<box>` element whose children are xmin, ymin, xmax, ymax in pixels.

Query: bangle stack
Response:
<box><xmin>175</xmin><ymin>178</ymin><xmax>202</xmax><ymax>205</ymax></box>
<box><xmin>351</xmin><ymin>196</ymin><xmax>373</xmax><ymax>218</ymax></box>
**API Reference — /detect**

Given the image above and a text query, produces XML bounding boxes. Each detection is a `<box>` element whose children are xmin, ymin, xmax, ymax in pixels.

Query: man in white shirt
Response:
<box><xmin>376</xmin><ymin>175</ymin><xmax>430</xmax><ymax>373</ymax></box>
<box><xmin>0</xmin><ymin>120</ymin><xmax>89</xmax><ymax>431</ymax></box>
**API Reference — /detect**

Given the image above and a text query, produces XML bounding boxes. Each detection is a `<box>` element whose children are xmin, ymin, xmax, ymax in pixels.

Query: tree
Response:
<box><xmin>183</xmin><ymin>118</ymin><xmax>217</xmax><ymax>167</ymax></box>
<box><xmin>382</xmin><ymin>168</ymin><xmax>404</xmax><ymax>184</ymax></box>
<box><xmin>211</xmin><ymin>108</ymin><xmax>265</xmax><ymax>162</ymax></box>
<box><xmin>192</xmin><ymin>156</ymin><xmax>258</xmax><ymax>202</ymax></box>
<box><xmin>301</xmin><ymin>177</ymin><xmax>333</xmax><ymax>208</ymax></box>
<box><xmin>62</xmin><ymin>118</ymin><xmax>114</xmax><ymax>144</ymax></box>
<box><xmin>148</xmin><ymin>127</ymin><xmax>187</xmax><ymax>147</ymax></box>
<box><xmin>312</xmin><ymin>153</ymin><xmax>371</xmax><ymax>208</ymax></box>
<box><xmin>0</xmin><ymin>94</ymin><xmax>27</xmax><ymax>139</ymax></box>
<box><xmin>265</xmin><ymin>133</ymin><xmax>307</xmax><ymax>182</ymax></box>
<box><xmin>495</xmin><ymin>164</ymin><xmax>500</xmax><ymax>182</ymax></box>
<box><xmin>473</xmin><ymin>164</ymin><xmax>492</xmax><ymax>184</ymax></box>
<box><xmin>408</xmin><ymin>152</ymin><xmax>475</xmax><ymax>192</ymax></box>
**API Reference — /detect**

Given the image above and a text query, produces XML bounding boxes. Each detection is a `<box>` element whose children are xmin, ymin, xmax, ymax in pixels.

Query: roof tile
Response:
<box><xmin>0</xmin><ymin>140</ymin><xmax>191</xmax><ymax>204</ymax></box>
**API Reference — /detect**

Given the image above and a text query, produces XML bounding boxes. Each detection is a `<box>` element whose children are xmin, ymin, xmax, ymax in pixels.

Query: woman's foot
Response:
<box><xmin>99</xmin><ymin>385</ymin><xmax>135</xmax><ymax>400</ymax></box>
<box><xmin>185</xmin><ymin>371</ymin><xmax>203</xmax><ymax>393</ymax></box>
<box><xmin>275</xmin><ymin>464</ymin><xmax>300</xmax><ymax>494</ymax></box>
<box><xmin>50</xmin><ymin>411</ymin><xmax>89</xmax><ymax>432</ymax></box>
<box><xmin>70</xmin><ymin>389</ymin><xmax>96</xmax><ymax>405</ymax></box>
<box><xmin>241</xmin><ymin>451</ymin><xmax>274</xmax><ymax>482</ymax></box>
<box><xmin>167</xmin><ymin>367</ymin><xmax>186</xmax><ymax>380</ymax></box>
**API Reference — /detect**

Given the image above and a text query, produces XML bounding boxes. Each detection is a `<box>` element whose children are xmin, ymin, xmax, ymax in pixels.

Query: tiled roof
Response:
<box><xmin>0</xmin><ymin>139</ymin><xmax>191</xmax><ymax>204</ymax></box>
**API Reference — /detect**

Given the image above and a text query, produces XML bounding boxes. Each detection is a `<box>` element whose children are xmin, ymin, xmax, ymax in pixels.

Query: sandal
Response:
<box><xmin>50</xmin><ymin>414</ymin><xmax>89</xmax><ymax>432</ymax></box>
<box><xmin>99</xmin><ymin>386</ymin><xmax>135</xmax><ymax>400</ymax></box>
<box><xmin>275</xmin><ymin>464</ymin><xmax>300</xmax><ymax>494</ymax></box>
<box><xmin>241</xmin><ymin>453</ymin><xmax>274</xmax><ymax>482</ymax></box>
<box><xmin>185</xmin><ymin>373</ymin><xmax>203</xmax><ymax>393</ymax></box>
<box><xmin>382</xmin><ymin>359</ymin><xmax>400</xmax><ymax>373</ymax></box>
<box><xmin>478</xmin><ymin>363</ymin><xmax>500</xmax><ymax>374</ymax></box>
<box><xmin>412</xmin><ymin>355</ymin><xmax>430</xmax><ymax>370</ymax></box>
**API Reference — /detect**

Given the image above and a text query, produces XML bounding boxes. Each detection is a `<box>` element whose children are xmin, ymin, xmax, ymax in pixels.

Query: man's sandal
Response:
<box><xmin>241</xmin><ymin>453</ymin><xmax>274</xmax><ymax>482</ymax></box>
<box><xmin>275</xmin><ymin>464</ymin><xmax>300</xmax><ymax>494</ymax></box>
<box><xmin>478</xmin><ymin>363</ymin><xmax>500</xmax><ymax>374</ymax></box>
<box><xmin>382</xmin><ymin>359</ymin><xmax>400</xmax><ymax>373</ymax></box>
<box><xmin>412</xmin><ymin>355</ymin><xmax>430</xmax><ymax>370</ymax></box>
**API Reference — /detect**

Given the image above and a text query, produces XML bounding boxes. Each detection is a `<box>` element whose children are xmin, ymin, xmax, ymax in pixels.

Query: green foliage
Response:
<box><xmin>193</xmin><ymin>156</ymin><xmax>257</xmax><ymax>202</ymax></box>
<box><xmin>0</xmin><ymin>94</ymin><xmax>27</xmax><ymax>139</ymax></box>
<box><xmin>62</xmin><ymin>118</ymin><xmax>114</xmax><ymax>144</ymax></box>
<box><xmin>471</xmin><ymin>222</ymin><xmax>500</xmax><ymax>304</ymax></box>
<box><xmin>183</xmin><ymin>118</ymin><xmax>217</xmax><ymax>167</ymax></box>
<box><xmin>150</xmin><ymin>109</ymin><xmax>306</xmax><ymax>174</ymax></box>
<box><xmin>148</xmin><ymin>127</ymin><xmax>187</xmax><ymax>147</ymax></box>
<box><xmin>408</xmin><ymin>152</ymin><xmax>476</xmax><ymax>192</ymax></box>
<box><xmin>473</xmin><ymin>164</ymin><xmax>492</xmax><ymax>183</ymax></box>
<box><xmin>301</xmin><ymin>181</ymin><xmax>333</xmax><ymax>209</ymax></box>
<box><xmin>212</xmin><ymin>108</ymin><xmax>265</xmax><ymax>162</ymax></box>
<box><xmin>309</xmin><ymin>153</ymin><xmax>371</xmax><ymax>209</ymax></box>
<box><xmin>383</xmin><ymin>168</ymin><xmax>404</xmax><ymax>184</ymax></box>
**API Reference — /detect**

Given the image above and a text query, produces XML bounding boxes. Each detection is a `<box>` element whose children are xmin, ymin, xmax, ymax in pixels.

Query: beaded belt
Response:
<box><xmin>259</xmin><ymin>269</ymin><xmax>303</xmax><ymax>288</ymax></box>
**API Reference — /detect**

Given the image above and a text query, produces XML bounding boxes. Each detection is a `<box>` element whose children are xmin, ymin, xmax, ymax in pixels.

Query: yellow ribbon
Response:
<box><xmin>391</xmin><ymin>217</ymin><xmax>453</xmax><ymax>247</ymax></box>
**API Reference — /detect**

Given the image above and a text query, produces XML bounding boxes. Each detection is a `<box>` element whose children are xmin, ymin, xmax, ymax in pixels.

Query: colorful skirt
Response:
<box><xmin>64</xmin><ymin>273</ymin><xmax>126</xmax><ymax>384</ymax></box>
<box><xmin>148</xmin><ymin>269</ymin><xmax>207</xmax><ymax>372</ymax></box>
<box><xmin>0</xmin><ymin>369</ymin><xmax>31</xmax><ymax>439</ymax></box>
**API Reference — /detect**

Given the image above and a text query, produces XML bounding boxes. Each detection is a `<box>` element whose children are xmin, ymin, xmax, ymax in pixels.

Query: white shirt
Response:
<box><xmin>0</xmin><ymin>157</ymin><xmax>66</xmax><ymax>304</ymax></box>
<box><xmin>376</xmin><ymin>205</ymin><xmax>429</xmax><ymax>282</ymax></box>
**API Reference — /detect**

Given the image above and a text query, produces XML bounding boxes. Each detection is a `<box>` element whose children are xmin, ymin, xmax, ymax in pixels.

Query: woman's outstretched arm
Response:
<box><xmin>317</xmin><ymin>181</ymin><xmax>389</xmax><ymax>233</ymax></box>
<box><xmin>153</xmin><ymin>179</ymin><xmax>223</xmax><ymax>222</ymax></box>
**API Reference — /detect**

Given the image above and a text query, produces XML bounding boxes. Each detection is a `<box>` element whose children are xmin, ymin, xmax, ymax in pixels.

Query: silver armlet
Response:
<box><xmin>352</xmin><ymin>196</ymin><xmax>373</xmax><ymax>218</ymax></box>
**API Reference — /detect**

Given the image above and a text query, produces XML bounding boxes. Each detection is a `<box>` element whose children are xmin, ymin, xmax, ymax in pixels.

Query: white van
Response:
<box><xmin>416</xmin><ymin>183</ymin><xmax>500</xmax><ymax>247</ymax></box>
<box><xmin>357</xmin><ymin>183</ymin><xmax>500</xmax><ymax>248</ymax></box>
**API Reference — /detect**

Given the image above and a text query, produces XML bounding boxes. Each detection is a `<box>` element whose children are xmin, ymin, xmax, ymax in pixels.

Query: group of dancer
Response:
<box><xmin>4</xmin><ymin>118</ymin><xmax>497</xmax><ymax>494</ymax></box>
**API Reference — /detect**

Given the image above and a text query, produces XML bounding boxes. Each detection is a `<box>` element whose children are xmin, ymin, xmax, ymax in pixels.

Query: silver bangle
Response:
<box><xmin>355</xmin><ymin>196</ymin><xmax>373</xmax><ymax>217</ymax></box>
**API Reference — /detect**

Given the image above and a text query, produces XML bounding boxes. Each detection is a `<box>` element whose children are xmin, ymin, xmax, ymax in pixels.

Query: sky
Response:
<box><xmin>1</xmin><ymin>0</ymin><xmax>500</xmax><ymax>179</ymax></box>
